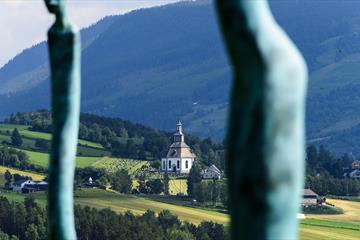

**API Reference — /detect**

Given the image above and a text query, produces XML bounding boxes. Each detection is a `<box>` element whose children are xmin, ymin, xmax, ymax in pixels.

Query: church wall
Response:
<box><xmin>161</xmin><ymin>157</ymin><xmax>194</xmax><ymax>173</ymax></box>
<box><xmin>180</xmin><ymin>158</ymin><xmax>193</xmax><ymax>173</ymax></box>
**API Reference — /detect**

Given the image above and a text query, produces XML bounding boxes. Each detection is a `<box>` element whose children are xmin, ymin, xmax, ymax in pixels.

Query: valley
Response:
<box><xmin>0</xmin><ymin>119</ymin><xmax>359</xmax><ymax>239</ymax></box>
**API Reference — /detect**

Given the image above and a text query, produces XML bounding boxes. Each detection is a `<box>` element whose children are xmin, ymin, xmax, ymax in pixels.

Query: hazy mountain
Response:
<box><xmin>1</xmin><ymin>0</ymin><xmax>360</xmax><ymax>156</ymax></box>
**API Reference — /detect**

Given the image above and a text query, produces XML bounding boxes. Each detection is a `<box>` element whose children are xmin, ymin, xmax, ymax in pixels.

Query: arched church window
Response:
<box><xmin>177</xmin><ymin>160</ymin><xmax>180</xmax><ymax>168</ymax></box>
<box><xmin>185</xmin><ymin>160</ymin><xmax>188</xmax><ymax>169</ymax></box>
<box><xmin>168</xmin><ymin>160</ymin><xmax>171</xmax><ymax>169</ymax></box>
<box><xmin>163</xmin><ymin>161</ymin><xmax>165</xmax><ymax>169</ymax></box>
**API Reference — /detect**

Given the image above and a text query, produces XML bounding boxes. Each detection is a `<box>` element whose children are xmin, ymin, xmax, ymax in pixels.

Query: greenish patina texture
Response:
<box><xmin>45</xmin><ymin>0</ymin><xmax>81</xmax><ymax>239</ymax></box>
<box><xmin>215</xmin><ymin>1</ymin><xmax>308</xmax><ymax>239</ymax></box>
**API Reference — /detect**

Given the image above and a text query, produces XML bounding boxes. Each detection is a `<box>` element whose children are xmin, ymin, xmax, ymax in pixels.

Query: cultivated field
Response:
<box><xmin>22</xmin><ymin>149</ymin><xmax>102</xmax><ymax>168</ymax></box>
<box><xmin>0</xmin><ymin>180</ymin><xmax>359</xmax><ymax>238</ymax></box>
<box><xmin>169</xmin><ymin>179</ymin><xmax>187</xmax><ymax>195</ymax></box>
<box><xmin>300</xmin><ymin>199</ymin><xmax>360</xmax><ymax>239</ymax></box>
<box><xmin>0</xmin><ymin>166</ymin><xmax>45</xmax><ymax>181</ymax></box>
<box><xmin>92</xmin><ymin>157</ymin><xmax>147</xmax><ymax>174</ymax></box>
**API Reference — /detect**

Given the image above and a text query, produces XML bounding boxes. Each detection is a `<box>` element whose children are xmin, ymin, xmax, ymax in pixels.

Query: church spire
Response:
<box><xmin>174</xmin><ymin>120</ymin><xmax>184</xmax><ymax>142</ymax></box>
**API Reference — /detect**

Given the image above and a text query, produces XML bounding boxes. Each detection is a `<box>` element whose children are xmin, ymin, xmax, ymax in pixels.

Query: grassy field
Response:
<box><xmin>0</xmin><ymin>124</ymin><xmax>104</xmax><ymax>149</ymax></box>
<box><xmin>300</xmin><ymin>218</ymin><xmax>360</xmax><ymax>240</ymax></box>
<box><xmin>306</xmin><ymin>199</ymin><xmax>360</xmax><ymax>224</ymax></box>
<box><xmin>0</xmin><ymin>124</ymin><xmax>28</xmax><ymax>131</ymax></box>
<box><xmin>299</xmin><ymin>199</ymin><xmax>360</xmax><ymax>239</ymax></box>
<box><xmin>0</xmin><ymin>188</ymin><xmax>229</xmax><ymax>225</ymax></box>
<box><xmin>0</xmin><ymin>185</ymin><xmax>359</xmax><ymax>238</ymax></box>
<box><xmin>20</xmin><ymin>129</ymin><xmax>103</xmax><ymax>149</ymax></box>
<box><xmin>22</xmin><ymin>149</ymin><xmax>102</xmax><ymax>168</ymax></box>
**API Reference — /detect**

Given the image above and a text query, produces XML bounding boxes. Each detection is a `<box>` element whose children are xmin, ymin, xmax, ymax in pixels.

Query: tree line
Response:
<box><xmin>0</xmin><ymin>146</ymin><xmax>30</xmax><ymax>170</ymax></box>
<box><xmin>0</xmin><ymin>196</ymin><xmax>228</xmax><ymax>240</ymax></box>
<box><xmin>305</xmin><ymin>145</ymin><xmax>360</xmax><ymax>196</ymax></box>
<box><xmin>3</xmin><ymin>170</ymin><xmax>33</xmax><ymax>189</ymax></box>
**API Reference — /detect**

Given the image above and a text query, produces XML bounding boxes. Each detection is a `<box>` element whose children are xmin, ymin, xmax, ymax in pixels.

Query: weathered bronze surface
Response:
<box><xmin>215</xmin><ymin>1</ymin><xmax>308</xmax><ymax>239</ymax></box>
<box><xmin>44</xmin><ymin>0</ymin><xmax>81</xmax><ymax>239</ymax></box>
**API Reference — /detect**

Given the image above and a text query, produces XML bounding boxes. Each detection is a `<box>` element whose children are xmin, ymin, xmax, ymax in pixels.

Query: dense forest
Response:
<box><xmin>5</xmin><ymin>111</ymin><xmax>225</xmax><ymax>170</ymax></box>
<box><xmin>0</xmin><ymin>196</ymin><xmax>227</xmax><ymax>240</ymax></box>
<box><xmin>0</xmin><ymin>146</ymin><xmax>30</xmax><ymax>170</ymax></box>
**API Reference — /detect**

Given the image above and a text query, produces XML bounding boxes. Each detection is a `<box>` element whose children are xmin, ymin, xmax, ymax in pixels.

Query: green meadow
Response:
<box><xmin>0</xmin><ymin>124</ymin><xmax>107</xmax><ymax>153</ymax></box>
<box><xmin>22</xmin><ymin>149</ymin><xmax>102</xmax><ymax>168</ymax></box>
<box><xmin>0</xmin><ymin>188</ymin><xmax>229</xmax><ymax>225</ymax></box>
<box><xmin>1</xmin><ymin>178</ymin><xmax>360</xmax><ymax>238</ymax></box>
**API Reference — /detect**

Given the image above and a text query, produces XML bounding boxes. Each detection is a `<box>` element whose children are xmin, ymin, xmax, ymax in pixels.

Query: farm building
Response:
<box><xmin>351</xmin><ymin>160</ymin><xmax>360</xmax><ymax>169</ymax></box>
<box><xmin>202</xmin><ymin>165</ymin><xmax>222</xmax><ymax>179</ymax></box>
<box><xmin>13</xmin><ymin>180</ymin><xmax>35</xmax><ymax>192</ymax></box>
<box><xmin>302</xmin><ymin>188</ymin><xmax>320</xmax><ymax>206</ymax></box>
<box><xmin>161</xmin><ymin>121</ymin><xmax>195</xmax><ymax>174</ymax></box>
<box><xmin>349</xmin><ymin>169</ymin><xmax>360</xmax><ymax>180</ymax></box>
<box><xmin>12</xmin><ymin>179</ymin><xmax>48</xmax><ymax>193</ymax></box>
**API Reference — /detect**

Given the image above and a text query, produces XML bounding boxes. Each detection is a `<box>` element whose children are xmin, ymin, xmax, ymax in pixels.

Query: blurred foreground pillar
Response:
<box><xmin>44</xmin><ymin>0</ymin><xmax>81</xmax><ymax>239</ymax></box>
<box><xmin>215</xmin><ymin>1</ymin><xmax>308</xmax><ymax>239</ymax></box>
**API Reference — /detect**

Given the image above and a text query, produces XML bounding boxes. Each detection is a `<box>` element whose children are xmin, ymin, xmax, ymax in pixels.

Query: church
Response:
<box><xmin>161</xmin><ymin>121</ymin><xmax>196</xmax><ymax>174</ymax></box>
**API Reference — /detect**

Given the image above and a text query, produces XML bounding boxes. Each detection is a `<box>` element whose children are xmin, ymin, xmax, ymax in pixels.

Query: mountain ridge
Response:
<box><xmin>2</xmin><ymin>0</ymin><xmax>360</xmax><ymax>155</ymax></box>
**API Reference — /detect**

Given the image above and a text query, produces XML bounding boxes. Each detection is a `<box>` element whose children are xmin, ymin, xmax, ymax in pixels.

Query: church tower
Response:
<box><xmin>174</xmin><ymin>120</ymin><xmax>184</xmax><ymax>142</ymax></box>
<box><xmin>161</xmin><ymin>121</ymin><xmax>196</xmax><ymax>174</ymax></box>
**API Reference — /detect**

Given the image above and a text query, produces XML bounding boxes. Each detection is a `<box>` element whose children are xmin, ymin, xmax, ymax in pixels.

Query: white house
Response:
<box><xmin>161</xmin><ymin>121</ymin><xmax>195</xmax><ymax>174</ymax></box>
<box><xmin>202</xmin><ymin>165</ymin><xmax>222</xmax><ymax>179</ymax></box>
<box><xmin>12</xmin><ymin>180</ymin><xmax>48</xmax><ymax>193</ymax></box>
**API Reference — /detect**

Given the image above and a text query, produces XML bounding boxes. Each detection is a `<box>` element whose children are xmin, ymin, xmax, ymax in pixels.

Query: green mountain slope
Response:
<box><xmin>2</xmin><ymin>1</ymin><xmax>360</xmax><ymax>155</ymax></box>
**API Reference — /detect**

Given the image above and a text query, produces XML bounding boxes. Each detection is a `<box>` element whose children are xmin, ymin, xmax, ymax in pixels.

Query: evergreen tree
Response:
<box><xmin>146</xmin><ymin>179</ymin><xmax>164</xmax><ymax>194</ymax></box>
<box><xmin>24</xmin><ymin>224</ymin><xmax>40</xmax><ymax>240</ymax></box>
<box><xmin>163</xmin><ymin>172</ymin><xmax>170</xmax><ymax>195</ymax></box>
<box><xmin>187</xmin><ymin>163</ymin><xmax>202</xmax><ymax>198</ymax></box>
<box><xmin>4</xmin><ymin>170</ymin><xmax>12</xmax><ymax>189</ymax></box>
<box><xmin>11</xmin><ymin>128</ymin><xmax>23</xmax><ymax>147</ymax></box>
<box><xmin>306</xmin><ymin>145</ymin><xmax>318</xmax><ymax>168</ymax></box>
<box><xmin>165</xmin><ymin>228</ymin><xmax>195</xmax><ymax>240</ymax></box>
<box><xmin>110</xmin><ymin>170</ymin><xmax>132</xmax><ymax>193</ymax></box>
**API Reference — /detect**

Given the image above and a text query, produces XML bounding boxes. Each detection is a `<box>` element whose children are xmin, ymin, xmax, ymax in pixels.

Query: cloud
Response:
<box><xmin>0</xmin><ymin>0</ymin><xmax>180</xmax><ymax>68</ymax></box>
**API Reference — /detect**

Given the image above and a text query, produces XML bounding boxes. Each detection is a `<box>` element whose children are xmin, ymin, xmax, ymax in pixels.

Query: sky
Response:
<box><xmin>0</xmin><ymin>0</ymin><xmax>181</xmax><ymax>68</ymax></box>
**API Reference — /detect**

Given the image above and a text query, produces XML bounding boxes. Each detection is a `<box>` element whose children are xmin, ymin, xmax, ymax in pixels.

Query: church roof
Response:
<box><xmin>167</xmin><ymin>142</ymin><xmax>195</xmax><ymax>158</ymax></box>
<box><xmin>205</xmin><ymin>165</ymin><xmax>221</xmax><ymax>174</ymax></box>
<box><xmin>303</xmin><ymin>189</ymin><xmax>318</xmax><ymax>197</ymax></box>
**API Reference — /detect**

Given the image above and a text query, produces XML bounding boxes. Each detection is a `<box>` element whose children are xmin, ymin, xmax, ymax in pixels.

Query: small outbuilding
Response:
<box><xmin>202</xmin><ymin>165</ymin><xmax>222</xmax><ymax>180</ymax></box>
<box><xmin>302</xmin><ymin>188</ymin><xmax>320</xmax><ymax>206</ymax></box>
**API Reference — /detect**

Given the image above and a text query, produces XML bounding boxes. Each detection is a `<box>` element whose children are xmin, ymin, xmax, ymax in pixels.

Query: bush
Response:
<box><xmin>302</xmin><ymin>204</ymin><xmax>343</xmax><ymax>215</ymax></box>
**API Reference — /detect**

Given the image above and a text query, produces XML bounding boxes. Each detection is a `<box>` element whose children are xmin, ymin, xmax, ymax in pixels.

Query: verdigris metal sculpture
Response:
<box><xmin>215</xmin><ymin>1</ymin><xmax>308</xmax><ymax>239</ymax></box>
<box><xmin>44</xmin><ymin>0</ymin><xmax>81</xmax><ymax>239</ymax></box>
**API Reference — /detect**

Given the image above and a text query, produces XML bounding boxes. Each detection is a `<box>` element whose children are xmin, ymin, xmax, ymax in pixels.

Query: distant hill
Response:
<box><xmin>1</xmin><ymin>0</ymin><xmax>360</xmax><ymax>156</ymax></box>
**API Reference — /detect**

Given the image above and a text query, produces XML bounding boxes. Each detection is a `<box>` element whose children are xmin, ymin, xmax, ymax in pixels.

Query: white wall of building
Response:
<box><xmin>161</xmin><ymin>158</ymin><xmax>193</xmax><ymax>173</ymax></box>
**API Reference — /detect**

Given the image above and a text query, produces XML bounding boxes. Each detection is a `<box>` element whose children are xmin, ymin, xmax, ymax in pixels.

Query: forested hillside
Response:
<box><xmin>5</xmin><ymin>111</ymin><xmax>225</xmax><ymax>170</ymax></box>
<box><xmin>2</xmin><ymin>0</ymin><xmax>360</xmax><ymax>155</ymax></box>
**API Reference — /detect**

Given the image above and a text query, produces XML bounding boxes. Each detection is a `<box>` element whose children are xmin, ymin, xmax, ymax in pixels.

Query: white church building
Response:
<box><xmin>161</xmin><ymin>121</ymin><xmax>195</xmax><ymax>174</ymax></box>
